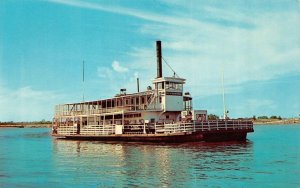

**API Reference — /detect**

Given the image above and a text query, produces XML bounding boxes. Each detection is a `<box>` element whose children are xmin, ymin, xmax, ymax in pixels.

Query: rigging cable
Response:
<box><xmin>162</xmin><ymin>56</ymin><xmax>179</xmax><ymax>78</ymax></box>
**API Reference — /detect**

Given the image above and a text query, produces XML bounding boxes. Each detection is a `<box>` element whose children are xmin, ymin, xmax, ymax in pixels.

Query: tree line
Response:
<box><xmin>252</xmin><ymin>115</ymin><xmax>282</xmax><ymax>120</ymax></box>
<box><xmin>0</xmin><ymin>119</ymin><xmax>52</xmax><ymax>125</ymax></box>
<box><xmin>207</xmin><ymin>114</ymin><xmax>283</xmax><ymax>120</ymax></box>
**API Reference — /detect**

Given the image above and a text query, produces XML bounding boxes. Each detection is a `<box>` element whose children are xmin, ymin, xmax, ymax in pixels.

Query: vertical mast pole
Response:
<box><xmin>222</xmin><ymin>70</ymin><xmax>226</xmax><ymax>119</ymax></box>
<box><xmin>82</xmin><ymin>60</ymin><xmax>85</xmax><ymax>102</ymax></box>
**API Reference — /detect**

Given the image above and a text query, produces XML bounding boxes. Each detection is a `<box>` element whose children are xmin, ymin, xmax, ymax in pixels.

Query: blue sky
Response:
<box><xmin>0</xmin><ymin>0</ymin><xmax>299</xmax><ymax>121</ymax></box>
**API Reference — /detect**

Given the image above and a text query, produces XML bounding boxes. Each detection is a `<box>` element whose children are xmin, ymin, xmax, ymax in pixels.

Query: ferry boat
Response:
<box><xmin>52</xmin><ymin>41</ymin><xmax>253</xmax><ymax>142</ymax></box>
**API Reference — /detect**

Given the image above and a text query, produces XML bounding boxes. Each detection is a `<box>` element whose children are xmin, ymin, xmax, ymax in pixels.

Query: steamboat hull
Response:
<box><xmin>53</xmin><ymin>128</ymin><xmax>253</xmax><ymax>143</ymax></box>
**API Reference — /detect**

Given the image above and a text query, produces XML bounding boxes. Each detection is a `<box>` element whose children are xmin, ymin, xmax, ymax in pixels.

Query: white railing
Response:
<box><xmin>55</xmin><ymin>120</ymin><xmax>253</xmax><ymax>136</ymax></box>
<box><xmin>55</xmin><ymin>104</ymin><xmax>164</xmax><ymax>117</ymax></box>
<box><xmin>55</xmin><ymin>108</ymin><xmax>127</xmax><ymax>116</ymax></box>
<box><xmin>57</xmin><ymin>124</ymin><xmax>116</xmax><ymax>135</ymax></box>
<box><xmin>56</xmin><ymin>125</ymin><xmax>77</xmax><ymax>135</ymax></box>
<box><xmin>155</xmin><ymin>120</ymin><xmax>253</xmax><ymax>134</ymax></box>
<box><xmin>80</xmin><ymin>124</ymin><xmax>115</xmax><ymax>135</ymax></box>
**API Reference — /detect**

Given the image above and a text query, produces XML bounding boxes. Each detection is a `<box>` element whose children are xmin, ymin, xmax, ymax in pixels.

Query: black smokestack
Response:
<box><xmin>156</xmin><ymin>41</ymin><xmax>162</xmax><ymax>78</ymax></box>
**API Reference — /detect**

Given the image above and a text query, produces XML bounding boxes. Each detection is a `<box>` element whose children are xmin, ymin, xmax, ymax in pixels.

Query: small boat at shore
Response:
<box><xmin>52</xmin><ymin>41</ymin><xmax>253</xmax><ymax>142</ymax></box>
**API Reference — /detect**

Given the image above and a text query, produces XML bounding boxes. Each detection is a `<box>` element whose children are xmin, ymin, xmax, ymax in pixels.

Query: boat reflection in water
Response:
<box><xmin>52</xmin><ymin>139</ymin><xmax>253</xmax><ymax>187</ymax></box>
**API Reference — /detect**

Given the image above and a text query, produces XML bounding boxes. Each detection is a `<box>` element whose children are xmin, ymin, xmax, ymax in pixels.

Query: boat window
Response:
<box><xmin>165</xmin><ymin>82</ymin><xmax>183</xmax><ymax>91</ymax></box>
<box><xmin>157</xmin><ymin>82</ymin><xmax>163</xmax><ymax>89</ymax></box>
<box><xmin>176</xmin><ymin>84</ymin><xmax>183</xmax><ymax>90</ymax></box>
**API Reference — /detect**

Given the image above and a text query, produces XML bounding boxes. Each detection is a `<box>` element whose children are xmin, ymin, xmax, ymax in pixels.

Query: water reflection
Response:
<box><xmin>52</xmin><ymin>140</ymin><xmax>253</xmax><ymax>187</ymax></box>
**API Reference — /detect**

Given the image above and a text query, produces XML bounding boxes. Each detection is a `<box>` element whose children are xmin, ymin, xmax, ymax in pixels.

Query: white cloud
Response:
<box><xmin>0</xmin><ymin>85</ymin><xmax>63</xmax><ymax>121</ymax></box>
<box><xmin>48</xmin><ymin>0</ymin><xmax>195</xmax><ymax>26</ymax></box>
<box><xmin>49</xmin><ymin>0</ymin><xmax>300</xmax><ymax>99</ymax></box>
<box><xmin>97</xmin><ymin>67</ymin><xmax>113</xmax><ymax>78</ymax></box>
<box><xmin>135</xmin><ymin>10</ymin><xmax>300</xmax><ymax>97</ymax></box>
<box><xmin>96</xmin><ymin>63</ymin><xmax>140</xmax><ymax>96</ymax></box>
<box><xmin>112</xmin><ymin>61</ymin><xmax>128</xmax><ymax>73</ymax></box>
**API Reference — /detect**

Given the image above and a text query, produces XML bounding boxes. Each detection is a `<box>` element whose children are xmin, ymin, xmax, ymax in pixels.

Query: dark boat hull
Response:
<box><xmin>53</xmin><ymin>129</ymin><xmax>253</xmax><ymax>143</ymax></box>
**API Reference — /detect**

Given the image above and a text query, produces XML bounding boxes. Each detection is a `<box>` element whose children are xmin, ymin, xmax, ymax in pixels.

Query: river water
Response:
<box><xmin>0</xmin><ymin>125</ymin><xmax>300</xmax><ymax>187</ymax></box>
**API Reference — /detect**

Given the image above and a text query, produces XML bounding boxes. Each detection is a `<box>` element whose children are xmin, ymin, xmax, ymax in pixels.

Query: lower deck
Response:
<box><xmin>53</xmin><ymin>130</ymin><xmax>252</xmax><ymax>142</ymax></box>
<box><xmin>52</xmin><ymin>120</ymin><xmax>254</xmax><ymax>142</ymax></box>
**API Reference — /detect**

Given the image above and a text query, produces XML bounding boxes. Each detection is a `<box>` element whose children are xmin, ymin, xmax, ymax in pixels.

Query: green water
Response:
<box><xmin>0</xmin><ymin>125</ymin><xmax>300</xmax><ymax>187</ymax></box>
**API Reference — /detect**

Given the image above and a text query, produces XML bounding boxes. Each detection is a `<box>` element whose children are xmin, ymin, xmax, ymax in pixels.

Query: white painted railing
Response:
<box><xmin>155</xmin><ymin>120</ymin><xmax>253</xmax><ymax>134</ymax></box>
<box><xmin>57</xmin><ymin>124</ymin><xmax>116</xmax><ymax>135</ymax></box>
<box><xmin>56</xmin><ymin>125</ymin><xmax>77</xmax><ymax>135</ymax></box>
<box><xmin>55</xmin><ymin>120</ymin><xmax>253</xmax><ymax>136</ymax></box>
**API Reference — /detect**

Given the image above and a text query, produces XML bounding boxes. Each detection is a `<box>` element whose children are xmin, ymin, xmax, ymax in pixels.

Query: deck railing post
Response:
<box><xmin>102</xmin><ymin>116</ymin><xmax>105</xmax><ymax>135</ymax></box>
<box><xmin>193</xmin><ymin>121</ymin><xmax>196</xmax><ymax>132</ymax></box>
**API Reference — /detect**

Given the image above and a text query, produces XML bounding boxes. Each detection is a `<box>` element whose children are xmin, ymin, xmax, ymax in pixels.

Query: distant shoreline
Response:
<box><xmin>0</xmin><ymin>123</ymin><xmax>52</xmax><ymax>128</ymax></box>
<box><xmin>253</xmin><ymin>118</ymin><xmax>300</xmax><ymax>125</ymax></box>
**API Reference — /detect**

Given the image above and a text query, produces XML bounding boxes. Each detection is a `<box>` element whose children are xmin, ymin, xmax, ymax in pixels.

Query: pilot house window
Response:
<box><xmin>165</xmin><ymin>82</ymin><xmax>182</xmax><ymax>90</ymax></box>
<box><xmin>157</xmin><ymin>82</ymin><xmax>164</xmax><ymax>89</ymax></box>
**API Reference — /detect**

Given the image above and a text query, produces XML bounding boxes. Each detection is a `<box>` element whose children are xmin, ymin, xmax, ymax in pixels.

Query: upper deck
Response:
<box><xmin>55</xmin><ymin>51</ymin><xmax>189</xmax><ymax>118</ymax></box>
<box><xmin>55</xmin><ymin>90</ymin><xmax>159</xmax><ymax>117</ymax></box>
